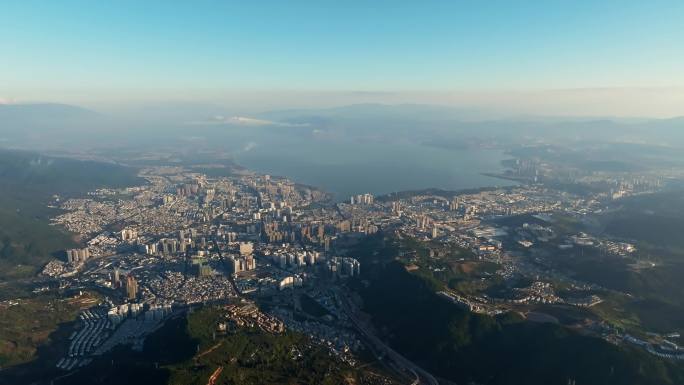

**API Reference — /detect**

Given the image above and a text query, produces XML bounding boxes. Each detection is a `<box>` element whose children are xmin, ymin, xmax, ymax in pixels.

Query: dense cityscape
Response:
<box><xmin>3</xmin><ymin>3</ymin><xmax>684</xmax><ymax>384</ymax></box>
<box><xmin>3</xmin><ymin>154</ymin><xmax>668</xmax><ymax>384</ymax></box>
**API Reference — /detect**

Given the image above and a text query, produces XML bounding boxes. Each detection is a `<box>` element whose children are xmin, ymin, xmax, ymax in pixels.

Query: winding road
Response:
<box><xmin>333</xmin><ymin>288</ymin><xmax>439</xmax><ymax>385</ymax></box>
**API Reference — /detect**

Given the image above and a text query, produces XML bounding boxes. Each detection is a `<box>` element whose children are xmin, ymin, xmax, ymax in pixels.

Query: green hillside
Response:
<box><xmin>0</xmin><ymin>148</ymin><xmax>142</xmax><ymax>280</ymax></box>
<box><xmin>351</xmin><ymin>234</ymin><xmax>684</xmax><ymax>385</ymax></box>
<box><xmin>49</xmin><ymin>306</ymin><xmax>391</xmax><ymax>385</ymax></box>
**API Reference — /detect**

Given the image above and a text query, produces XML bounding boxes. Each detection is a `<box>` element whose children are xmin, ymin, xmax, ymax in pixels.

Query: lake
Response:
<box><xmin>234</xmin><ymin>137</ymin><xmax>515</xmax><ymax>200</ymax></box>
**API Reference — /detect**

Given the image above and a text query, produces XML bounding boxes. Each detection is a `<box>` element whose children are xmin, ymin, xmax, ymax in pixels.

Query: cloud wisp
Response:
<box><xmin>188</xmin><ymin>115</ymin><xmax>309</xmax><ymax>127</ymax></box>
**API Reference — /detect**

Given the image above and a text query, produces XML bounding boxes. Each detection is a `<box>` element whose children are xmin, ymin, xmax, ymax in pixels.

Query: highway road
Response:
<box><xmin>333</xmin><ymin>288</ymin><xmax>439</xmax><ymax>385</ymax></box>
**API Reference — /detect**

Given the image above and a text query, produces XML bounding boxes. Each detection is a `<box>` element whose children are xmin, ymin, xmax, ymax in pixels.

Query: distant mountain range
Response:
<box><xmin>0</xmin><ymin>103</ymin><xmax>106</xmax><ymax>146</ymax></box>
<box><xmin>256</xmin><ymin>103</ymin><xmax>684</xmax><ymax>147</ymax></box>
<box><xmin>0</xmin><ymin>102</ymin><xmax>99</xmax><ymax>118</ymax></box>
<box><xmin>0</xmin><ymin>103</ymin><xmax>101</xmax><ymax>129</ymax></box>
<box><xmin>1</xmin><ymin>102</ymin><xmax>684</xmax><ymax>150</ymax></box>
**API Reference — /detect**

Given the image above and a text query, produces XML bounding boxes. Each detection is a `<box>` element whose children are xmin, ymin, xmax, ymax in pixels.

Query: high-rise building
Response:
<box><xmin>391</xmin><ymin>201</ymin><xmax>402</xmax><ymax>215</ymax></box>
<box><xmin>245</xmin><ymin>255</ymin><xmax>256</xmax><ymax>270</ymax></box>
<box><xmin>121</xmin><ymin>228</ymin><xmax>138</xmax><ymax>241</ymax></box>
<box><xmin>226</xmin><ymin>232</ymin><xmax>238</xmax><ymax>242</ymax></box>
<box><xmin>144</xmin><ymin>242</ymin><xmax>158</xmax><ymax>255</ymax></box>
<box><xmin>296</xmin><ymin>253</ymin><xmax>305</xmax><ymax>267</ymax></box>
<box><xmin>228</xmin><ymin>256</ymin><xmax>242</xmax><ymax>275</ymax></box>
<box><xmin>306</xmin><ymin>251</ymin><xmax>318</xmax><ymax>265</ymax></box>
<box><xmin>66</xmin><ymin>248</ymin><xmax>90</xmax><ymax>263</ymax></box>
<box><xmin>327</xmin><ymin>257</ymin><xmax>361</xmax><ymax>278</ymax></box>
<box><xmin>126</xmin><ymin>275</ymin><xmax>138</xmax><ymax>300</ymax></box>
<box><xmin>449</xmin><ymin>197</ymin><xmax>459</xmax><ymax>211</ymax></box>
<box><xmin>351</xmin><ymin>193</ymin><xmax>374</xmax><ymax>205</ymax></box>
<box><xmin>228</xmin><ymin>253</ymin><xmax>256</xmax><ymax>275</ymax></box>
<box><xmin>112</xmin><ymin>268</ymin><xmax>120</xmax><ymax>288</ymax></box>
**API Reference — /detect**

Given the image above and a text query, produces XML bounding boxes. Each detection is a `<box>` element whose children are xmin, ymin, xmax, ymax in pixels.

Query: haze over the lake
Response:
<box><xmin>2</xmin><ymin>1</ymin><xmax>684</xmax><ymax>197</ymax></box>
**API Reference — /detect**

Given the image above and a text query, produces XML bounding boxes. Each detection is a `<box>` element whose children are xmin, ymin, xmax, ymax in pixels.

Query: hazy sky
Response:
<box><xmin>2</xmin><ymin>1</ymin><xmax>683</xmax><ymax>116</ymax></box>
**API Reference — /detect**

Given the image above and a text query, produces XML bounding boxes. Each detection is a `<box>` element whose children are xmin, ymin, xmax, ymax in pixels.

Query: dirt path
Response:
<box><xmin>196</xmin><ymin>341</ymin><xmax>224</xmax><ymax>360</ymax></box>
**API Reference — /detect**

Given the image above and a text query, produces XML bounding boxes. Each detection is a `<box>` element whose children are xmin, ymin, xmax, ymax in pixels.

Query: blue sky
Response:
<box><xmin>1</xmin><ymin>1</ymin><xmax>683</xmax><ymax>114</ymax></box>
